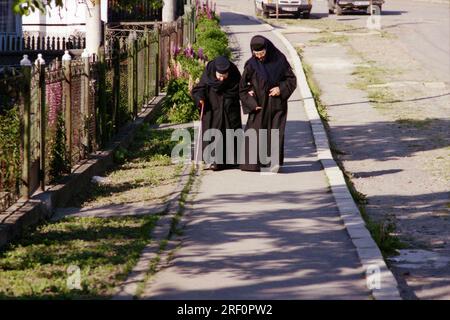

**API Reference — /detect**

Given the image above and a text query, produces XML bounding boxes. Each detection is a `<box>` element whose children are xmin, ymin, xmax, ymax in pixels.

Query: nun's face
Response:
<box><xmin>215</xmin><ymin>71</ymin><xmax>229</xmax><ymax>82</ymax></box>
<box><xmin>253</xmin><ymin>49</ymin><xmax>266</xmax><ymax>61</ymax></box>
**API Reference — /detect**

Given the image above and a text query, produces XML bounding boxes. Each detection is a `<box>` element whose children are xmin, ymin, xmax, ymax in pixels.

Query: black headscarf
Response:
<box><xmin>249</xmin><ymin>35</ymin><xmax>289</xmax><ymax>88</ymax></box>
<box><xmin>205</xmin><ymin>56</ymin><xmax>241</xmax><ymax>97</ymax></box>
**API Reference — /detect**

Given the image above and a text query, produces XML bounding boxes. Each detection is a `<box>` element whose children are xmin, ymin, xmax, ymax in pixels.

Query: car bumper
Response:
<box><xmin>265</xmin><ymin>4</ymin><xmax>312</xmax><ymax>13</ymax></box>
<box><xmin>337</xmin><ymin>0</ymin><xmax>384</xmax><ymax>8</ymax></box>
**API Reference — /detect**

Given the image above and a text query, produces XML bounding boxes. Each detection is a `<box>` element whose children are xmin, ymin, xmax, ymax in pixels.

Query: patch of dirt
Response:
<box><xmin>284</xmin><ymin>16</ymin><xmax>450</xmax><ymax>299</ymax></box>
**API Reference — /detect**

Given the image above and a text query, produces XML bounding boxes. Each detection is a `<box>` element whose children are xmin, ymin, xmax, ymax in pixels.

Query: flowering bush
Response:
<box><xmin>156</xmin><ymin>0</ymin><xmax>230</xmax><ymax>124</ymax></box>
<box><xmin>163</xmin><ymin>78</ymin><xmax>199</xmax><ymax>124</ymax></box>
<box><xmin>195</xmin><ymin>0</ymin><xmax>218</xmax><ymax>21</ymax></box>
<box><xmin>194</xmin><ymin>2</ymin><xmax>231</xmax><ymax>60</ymax></box>
<box><xmin>169</xmin><ymin>45</ymin><xmax>207</xmax><ymax>83</ymax></box>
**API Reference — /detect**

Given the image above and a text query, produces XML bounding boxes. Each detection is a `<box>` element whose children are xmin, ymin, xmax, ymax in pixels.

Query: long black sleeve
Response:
<box><xmin>239</xmin><ymin>64</ymin><xmax>259</xmax><ymax>114</ymax></box>
<box><xmin>279</xmin><ymin>65</ymin><xmax>297</xmax><ymax>101</ymax></box>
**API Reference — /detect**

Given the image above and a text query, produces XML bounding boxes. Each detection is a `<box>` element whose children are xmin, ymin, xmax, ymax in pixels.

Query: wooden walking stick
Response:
<box><xmin>195</xmin><ymin>100</ymin><xmax>205</xmax><ymax>169</ymax></box>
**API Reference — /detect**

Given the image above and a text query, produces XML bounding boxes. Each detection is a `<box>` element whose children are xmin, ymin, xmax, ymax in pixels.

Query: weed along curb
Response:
<box><xmin>242</xmin><ymin>13</ymin><xmax>401</xmax><ymax>300</ymax></box>
<box><xmin>0</xmin><ymin>95</ymin><xmax>165</xmax><ymax>251</ymax></box>
<box><xmin>113</xmin><ymin>164</ymin><xmax>196</xmax><ymax>300</ymax></box>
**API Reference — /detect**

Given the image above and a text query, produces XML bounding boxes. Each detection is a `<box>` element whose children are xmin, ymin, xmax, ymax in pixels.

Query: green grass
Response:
<box><xmin>169</xmin><ymin>165</ymin><xmax>197</xmax><ymax>239</ymax></box>
<box><xmin>310</xmin><ymin>33</ymin><xmax>349</xmax><ymax>44</ymax></box>
<box><xmin>395</xmin><ymin>118</ymin><xmax>434</xmax><ymax>129</ymax></box>
<box><xmin>133</xmin><ymin>165</ymin><xmax>198</xmax><ymax>299</ymax></box>
<box><xmin>297</xmin><ymin>49</ymin><xmax>329</xmax><ymax>121</ymax></box>
<box><xmin>348</xmin><ymin>62</ymin><xmax>399</xmax><ymax>108</ymax></box>
<box><xmin>133</xmin><ymin>239</ymin><xmax>167</xmax><ymax>298</ymax></box>
<box><xmin>0</xmin><ymin>215</ymin><xmax>158</xmax><ymax>299</ymax></box>
<box><xmin>68</xmin><ymin>125</ymin><xmax>184</xmax><ymax>208</ymax></box>
<box><xmin>348</xmin><ymin>63</ymin><xmax>388</xmax><ymax>90</ymax></box>
<box><xmin>368</xmin><ymin>89</ymin><xmax>396</xmax><ymax>108</ymax></box>
<box><xmin>342</xmin><ymin>170</ymin><xmax>407</xmax><ymax>257</ymax></box>
<box><xmin>264</xmin><ymin>17</ymin><xmax>355</xmax><ymax>33</ymax></box>
<box><xmin>0</xmin><ymin>123</ymin><xmax>190</xmax><ymax>299</ymax></box>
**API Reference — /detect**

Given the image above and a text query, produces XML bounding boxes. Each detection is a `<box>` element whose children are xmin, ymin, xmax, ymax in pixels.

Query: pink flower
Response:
<box><xmin>46</xmin><ymin>82</ymin><xmax>62</xmax><ymax>127</ymax></box>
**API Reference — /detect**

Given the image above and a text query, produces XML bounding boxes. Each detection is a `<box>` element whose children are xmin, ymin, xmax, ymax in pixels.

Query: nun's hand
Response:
<box><xmin>199</xmin><ymin>100</ymin><xmax>205</xmax><ymax>109</ymax></box>
<box><xmin>248</xmin><ymin>90</ymin><xmax>255</xmax><ymax>97</ymax></box>
<box><xmin>255</xmin><ymin>106</ymin><xmax>262</xmax><ymax>111</ymax></box>
<box><xmin>269</xmin><ymin>87</ymin><xmax>281</xmax><ymax>97</ymax></box>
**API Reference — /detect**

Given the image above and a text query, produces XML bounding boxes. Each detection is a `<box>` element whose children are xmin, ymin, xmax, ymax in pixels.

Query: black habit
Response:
<box><xmin>191</xmin><ymin>56</ymin><xmax>242</xmax><ymax>167</ymax></box>
<box><xmin>239</xmin><ymin>35</ymin><xmax>297</xmax><ymax>171</ymax></box>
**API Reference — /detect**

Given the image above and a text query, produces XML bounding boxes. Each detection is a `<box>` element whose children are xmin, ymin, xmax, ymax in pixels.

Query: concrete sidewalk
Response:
<box><xmin>140</xmin><ymin>8</ymin><xmax>377</xmax><ymax>300</ymax></box>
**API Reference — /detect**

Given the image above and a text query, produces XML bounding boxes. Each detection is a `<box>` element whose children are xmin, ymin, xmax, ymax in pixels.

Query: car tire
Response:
<box><xmin>302</xmin><ymin>11</ymin><xmax>310</xmax><ymax>19</ymax></box>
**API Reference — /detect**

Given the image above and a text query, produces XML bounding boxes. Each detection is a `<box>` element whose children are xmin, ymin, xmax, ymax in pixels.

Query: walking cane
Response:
<box><xmin>195</xmin><ymin>100</ymin><xmax>205</xmax><ymax>170</ymax></box>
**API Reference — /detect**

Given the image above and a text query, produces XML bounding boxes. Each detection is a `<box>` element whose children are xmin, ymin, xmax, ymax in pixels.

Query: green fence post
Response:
<box><xmin>133</xmin><ymin>37</ymin><xmax>138</xmax><ymax>118</ymax></box>
<box><xmin>35</xmin><ymin>54</ymin><xmax>46</xmax><ymax>192</ymax></box>
<box><xmin>97</xmin><ymin>46</ymin><xmax>107</xmax><ymax>145</ymax></box>
<box><xmin>112</xmin><ymin>39</ymin><xmax>120</xmax><ymax>132</ymax></box>
<box><xmin>155</xmin><ymin>25</ymin><xmax>161</xmax><ymax>96</ymax></box>
<box><xmin>127</xmin><ymin>32</ymin><xmax>136</xmax><ymax>119</ymax></box>
<box><xmin>62</xmin><ymin>50</ymin><xmax>72</xmax><ymax>169</ymax></box>
<box><xmin>20</xmin><ymin>55</ymin><xmax>32</xmax><ymax>199</ymax></box>
<box><xmin>144</xmin><ymin>28</ymin><xmax>150</xmax><ymax>104</ymax></box>
<box><xmin>81</xmin><ymin>49</ymin><xmax>91</xmax><ymax>153</ymax></box>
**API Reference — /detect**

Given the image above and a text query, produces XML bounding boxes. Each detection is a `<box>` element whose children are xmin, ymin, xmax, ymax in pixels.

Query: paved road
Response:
<box><xmin>141</xmin><ymin>1</ymin><xmax>371</xmax><ymax>299</ymax></box>
<box><xmin>221</xmin><ymin>0</ymin><xmax>450</xmax><ymax>83</ymax></box>
<box><xmin>312</xmin><ymin>0</ymin><xmax>450</xmax><ymax>83</ymax></box>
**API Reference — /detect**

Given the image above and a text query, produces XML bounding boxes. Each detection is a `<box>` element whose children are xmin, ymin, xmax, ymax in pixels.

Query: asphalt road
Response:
<box><xmin>218</xmin><ymin>0</ymin><xmax>450</xmax><ymax>83</ymax></box>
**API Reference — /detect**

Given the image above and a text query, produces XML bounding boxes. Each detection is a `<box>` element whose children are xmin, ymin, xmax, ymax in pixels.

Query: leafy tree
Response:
<box><xmin>12</xmin><ymin>0</ymin><xmax>164</xmax><ymax>15</ymax></box>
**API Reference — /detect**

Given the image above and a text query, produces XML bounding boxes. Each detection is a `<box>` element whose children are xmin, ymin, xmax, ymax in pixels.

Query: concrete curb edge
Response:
<box><xmin>112</xmin><ymin>164</ymin><xmax>194</xmax><ymax>300</ymax></box>
<box><xmin>243</xmin><ymin>13</ymin><xmax>402</xmax><ymax>300</ymax></box>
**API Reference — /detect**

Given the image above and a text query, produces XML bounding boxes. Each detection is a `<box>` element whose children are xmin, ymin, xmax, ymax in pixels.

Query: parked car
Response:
<box><xmin>328</xmin><ymin>0</ymin><xmax>384</xmax><ymax>15</ymax></box>
<box><xmin>255</xmin><ymin>0</ymin><xmax>313</xmax><ymax>19</ymax></box>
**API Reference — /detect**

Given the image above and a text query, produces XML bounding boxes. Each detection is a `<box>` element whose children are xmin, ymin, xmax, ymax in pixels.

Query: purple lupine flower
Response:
<box><xmin>172</xmin><ymin>44</ymin><xmax>181</xmax><ymax>57</ymax></box>
<box><xmin>197</xmin><ymin>47</ymin><xmax>204</xmax><ymax>60</ymax></box>
<box><xmin>184</xmin><ymin>45</ymin><xmax>194</xmax><ymax>58</ymax></box>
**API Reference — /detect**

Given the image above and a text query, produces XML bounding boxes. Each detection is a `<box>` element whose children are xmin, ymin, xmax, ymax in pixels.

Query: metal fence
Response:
<box><xmin>0</xmin><ymin>35</ymin><xmax>86</xmax><ymax>52</ymax></box>
<box><xmin>108</xmin><ymin>1</ymin><xmax>162</xmax><ymax>23</ymax></box>
<box><xmin>0</xmin><ymin>12</ymin><xmax>194</xmax><ymax>211</ymax></box>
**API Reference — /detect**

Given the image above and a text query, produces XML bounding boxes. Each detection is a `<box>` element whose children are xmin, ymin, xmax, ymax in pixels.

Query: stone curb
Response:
<box><xmin>112</xmin><ymin>164</ymin><xmax>193</xmax><ymax>300</ymax></box>
<box><xmin>243</xmin><ymin>13</ymin><xmax>401</xmax><ymax>300</ymax></box>
<box><xmin>0</xmin><ymin>95</ymin><xmax>165</xmax><ymax>250</ymax></box>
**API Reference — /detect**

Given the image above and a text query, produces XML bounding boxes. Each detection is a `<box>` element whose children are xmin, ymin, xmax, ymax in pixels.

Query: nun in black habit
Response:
<box><xmin>239</xmin><ymin>35</ymin><xmax>297</xmax><ymax>172</ymax></box>
<box><xmin>191</xmin><ymin>56</ymin><xmax>242</xmax><ymax>170</ymax></box>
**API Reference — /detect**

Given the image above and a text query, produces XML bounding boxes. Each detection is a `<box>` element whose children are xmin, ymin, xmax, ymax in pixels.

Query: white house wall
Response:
<box><xmin>22</xmin><ymin>0</ymin><xmax>108</xmax><ymax>37</ymax></box>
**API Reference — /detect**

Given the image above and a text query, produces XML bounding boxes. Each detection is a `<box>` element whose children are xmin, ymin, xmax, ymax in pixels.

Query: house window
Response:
<box><xmin>0</xmin><ymin>0</ymin><xmax>17</xmax><ymax>34</ymax></box>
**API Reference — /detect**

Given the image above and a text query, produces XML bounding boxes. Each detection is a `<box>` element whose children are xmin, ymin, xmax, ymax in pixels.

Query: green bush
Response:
<box><xmin>194</xmin><ymin>37</ymin><xmax>230</xmax><ymax>61</ymax></box>
<box><xmin>155</xmin><ymin>10</ymin><xmax>229</xmax><ymax>124</ymax></box>
<box><xmin>158</xmin><ymin>78</ymin><xmax>199</xmax><ymax>124</ymax></box>
<box><xmin>0</xmin><ymin>106</ymin><xmax>21</xmax><ymax>193</ymax></box>
<box><xmin>194</xmin><ymin>16</ymin><xmax>231</xmax><ymax>60</ymax></box>
<box><xmin>176</xmin><ymin>54</ymin><xmax>205</xmax><ymax>83</ymax></box>
<box><xmin>49</xmin><ymin>112</ymin><xmax>70</xmax><ymax>182</ymax></box>
<box><xmin>113</xmin><ymin>146</ymin><xmax>129</xmax><ymax>164</ymax></box>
